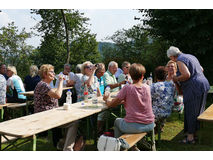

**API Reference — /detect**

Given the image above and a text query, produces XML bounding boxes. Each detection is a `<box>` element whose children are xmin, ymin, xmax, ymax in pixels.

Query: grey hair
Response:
<box><xmin>76</xmin><ymin>64</ymin><xmax>82</xmax><ymax>73</ymax></box>
<box><xmin>64</xmin><ymin>63</ymin><xmax>71</xmax><ymax>68</ymax></box>
<box><xmin>108</xmin><ymin>61</ymin><xmax>118</xmax><ymax>70</ymax></box>
<box><xmin>167</xmin><ymin>46</ymin><xmax>181</xmax><ymax>58</ymax></box>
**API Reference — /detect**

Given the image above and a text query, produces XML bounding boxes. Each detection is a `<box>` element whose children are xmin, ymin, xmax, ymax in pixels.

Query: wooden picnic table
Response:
<box><xmin>0</xmin><ymin>91</ymin><xmax>118</xmax><ymax>151</ymax></box>
<box><xmin>198</xmin><ymin>104</ymin><xmax>213</xmax><ymax>122</ymax></box>
<box><xmin>19</xmin><ymin>87</ymin><xmax>73</xmax><ymax>96</ymax></box>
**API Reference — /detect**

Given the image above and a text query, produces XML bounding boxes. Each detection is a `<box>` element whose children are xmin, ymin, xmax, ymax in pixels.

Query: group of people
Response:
<box><xmin>0</xmin><ymin>45</ymin><xmax>210</xmax><ymax>150</ymax></box>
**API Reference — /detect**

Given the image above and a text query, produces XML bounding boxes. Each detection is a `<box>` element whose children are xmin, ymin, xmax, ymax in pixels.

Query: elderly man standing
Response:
<box><xmin>103</xmin><ymin>61</ymin><xmax>125</xmax><ymax>92</ymax></box>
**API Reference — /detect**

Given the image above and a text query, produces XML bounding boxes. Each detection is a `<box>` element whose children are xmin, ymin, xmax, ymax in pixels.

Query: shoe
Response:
<box><xmin>179</xmin><ymin>137</ymin><xmax>195</xmax><ymax>144</ymax></box>
<box><xmin>73</xmin><ymin>136</ymin><xmax>85</xmax><ymax>151</ymax></box>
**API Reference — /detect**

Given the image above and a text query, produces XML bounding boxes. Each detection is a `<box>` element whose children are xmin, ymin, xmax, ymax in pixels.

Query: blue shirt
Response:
<box><xmin>96</xmin><ymin>76</ymin><xmax>104</xmax><ymax>95</ymax></box>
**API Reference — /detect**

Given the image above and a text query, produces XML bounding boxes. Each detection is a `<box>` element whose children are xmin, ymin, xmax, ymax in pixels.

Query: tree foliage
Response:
<box><xmin>140</xmin><ymin>9</ymin><xmax>213</xmax><ymax>83</ymax></box>
<box><xmin>0</xmin><ymin>22</ymin><xmax>34</xmax><ymax>78</ymax></box>
<box><xmin>31</xmin><ymin>9</ymin><xmax>100</xmax><ymax>73</ymax></box>
<box><xmin>101</xmin><ymin>24</ymin><xmax>168</xmax><ymax>76</ymax></box>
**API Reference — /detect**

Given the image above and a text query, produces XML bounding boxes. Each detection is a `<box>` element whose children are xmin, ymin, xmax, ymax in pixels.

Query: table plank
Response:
<box><xmin>20</xmin><ymin>87</ymin><xmax>73</xmax><ymax>96</ymax></box>
<box><xmin>0</xmin><ymin>97</ymin><xmax>107</xmax><ymax>138</ymax></box>
<box><xmin>198</xmin><ymin>104</ymin><xmax>213</xmax><ymax>122</ymax></box>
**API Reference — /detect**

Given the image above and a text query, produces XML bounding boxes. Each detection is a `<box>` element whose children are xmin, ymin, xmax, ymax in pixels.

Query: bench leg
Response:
<box><xmin>0</xmin><ymin>108</ymin><xmax>4</xmax><ymax>122</ymax></box>
<box><xmin>33</xmin><ymin>135</ymin><xmax>36</xmax><ymax>151</ymax></box>
<box><xmin>151</xmin><ymin>129</ymin><xmax>156</xmax><ymax>151</ymax></box>
<box><xmin>0</xmin><ymin>134</ymin><xmax>2</xmax><ymax>151</ymax></box>
<box><xmin>157</xmin><ymin>123</ymin><xmax>161</xmax><ymax>144</ymax></box>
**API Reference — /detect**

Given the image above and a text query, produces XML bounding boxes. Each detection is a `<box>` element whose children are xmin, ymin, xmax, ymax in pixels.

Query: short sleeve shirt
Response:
<box><xmin>103</xmin><ymin>70</ymin><xmax>119</xmax><ymax>92</ymax></box>
<box><xmin>151</xmin><ymin>81</ymin><xmax>175</xmax><ymax>120</ymax></box>
<box><xmin>78</xmin><ymin>75</ymin><xmax>99</xmax><ymax>102</ymax></box>
<box><xmin>34</xmin><ymin>81</ymin><xmax>58</xmax><ymax>113</ymax></box>
<box><xmin>117</xmin><ymin>84</ymin><xmax>155</xmax><ymax>124</ymax></box>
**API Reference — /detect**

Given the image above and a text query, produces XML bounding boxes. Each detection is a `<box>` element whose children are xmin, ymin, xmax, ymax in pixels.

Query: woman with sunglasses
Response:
<box><xmin>77</xmin><ymin>61</ymin><xmax>101</xmax><ymax>102</ymax></box>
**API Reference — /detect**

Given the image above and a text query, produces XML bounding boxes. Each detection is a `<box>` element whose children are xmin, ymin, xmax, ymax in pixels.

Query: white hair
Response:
<box><xmin>167</xmin><ymin>46</ymin><xmax>181</xmax><ymax>58</ymax></box>
<box><xmin>108</xmin><ymin>61</ymin><xmax>118</xmax><ymax>70</ymax></box>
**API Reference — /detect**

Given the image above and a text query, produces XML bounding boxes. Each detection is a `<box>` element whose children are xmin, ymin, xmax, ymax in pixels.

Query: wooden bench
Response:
<box><xmin>197</xmin><ymin>104</ymin><xmax>213</xmax><ymax>144</ymax></box>
<box><xmin>0</xmin><ymin>103</ymin><xmax>27</xmax><ymax>121</ymax></box>
<box><xmin>119</xmin><ymin>130</ymin><xmax>156</xmax><ymax>151</ymax></box>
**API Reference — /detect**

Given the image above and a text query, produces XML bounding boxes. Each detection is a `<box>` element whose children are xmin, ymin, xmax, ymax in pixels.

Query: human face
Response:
<box><xmin>0</xmin><ymin>65</ymin><xmax>7</xmax><ymax>74</ymax></box>
<box><xmin>96</xmin><ymin>68</ymin><xmax>105</xmax><ymax>78</ymax></box>
<box><xmin>169</xmin><ymin>56</ymin><xmax>177</xmax><ymax>62</ymax></box>
<box><xmin>167</xmin><ymin>63</ymin><xmax>176</xmax><ymax>75</ymax></box>
<box><xmin>109</xmin><ymin>65</ymin><xmax>118</xmax><ymax>75</ymax></box>
<box><xmin>123</xmin><ymin>64</ymin><xmax>130</xmax><ymax>74</ymax></box>
<box><xmin>63</xmin><ymin>66</ymin><xmax>71</xmax><ymax>75</ymax></box>
<box><xmin>84</xmin><ymin>64</ymin><xmax>93</xmax><ymax>76</ymax></box>
<box><xmin>6</xmin><ymin>69</ymin><xmax>13</xmax><ymax>77</ymax></box>
<box><xmin>45</xmin><ymin>69</ymin><xmax>55</xmax><ymax>81</ymax></box>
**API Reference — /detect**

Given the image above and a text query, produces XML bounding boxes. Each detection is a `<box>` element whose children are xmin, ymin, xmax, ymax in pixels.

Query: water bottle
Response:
<box><xmin>92</xmin><ymin>89</ymin><xmax>98</xmax><ymax>105</ymax></box>
<box><xmin>148</xmin><ymin>72</ymin><xmax>153</xmax><ymax>85</ymax></box>
<box><xmin>105</xmin><ymin>86</ymin><xmax>111</xmax><ymax>97</ymax></box>
<box><xmin>66</xmin><ymin>89</ymin><xmax>72</xmax><ymax>104</ymax></box>
<box><xmin>84</xmin><ymin>84</ymin><xmax>88</xmax><ymax>103</ymax></box>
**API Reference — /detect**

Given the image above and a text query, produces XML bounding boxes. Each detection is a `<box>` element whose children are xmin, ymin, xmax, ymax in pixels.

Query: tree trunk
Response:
<box><xmin>61</xmin><ymin>9</ymin><xmax>70</xmax><ymax>64</ymax></box>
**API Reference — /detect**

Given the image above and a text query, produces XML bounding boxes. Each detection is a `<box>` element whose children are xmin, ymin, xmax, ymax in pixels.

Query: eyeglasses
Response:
<box><xmin>124</xmin><ymin>66</ymin><xmax>129</xmax><ymax>69</ymax></box>
<box><xmin>85</xmin><ymin>65</ymin><xmax>92</xmax><ymax>69</ymax></box>
<box><xmin>49</xmin><ymin>71</ymin><xmax>55</xmax><ymax>74</ymax></box>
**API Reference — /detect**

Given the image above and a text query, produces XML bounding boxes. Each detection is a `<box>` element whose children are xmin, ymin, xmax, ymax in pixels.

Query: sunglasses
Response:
<box><xmin>85</xmin><ymin>65</ymin><xmax>92</xmax><ymax>69</ymax></box>
<box><xmin>124</xmin><ymin>66</ymin><xmax>129</xmax><ymax>69</ymax></box>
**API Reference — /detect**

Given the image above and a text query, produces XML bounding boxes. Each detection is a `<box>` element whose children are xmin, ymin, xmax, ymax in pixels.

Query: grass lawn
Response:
<box><xmin>2</xmin><ymin>95</ymin><xmax>213</xmax><ymax>151</ymax></box>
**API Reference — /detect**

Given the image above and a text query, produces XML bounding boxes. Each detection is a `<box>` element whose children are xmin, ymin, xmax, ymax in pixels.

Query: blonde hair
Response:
<box><xmin>39</xmin><ymin>64</ymin><xmax>54</xmax><ymax>79</ymax></box>
<box><xmin>30</xmin><ymin>65</ymin><xmax>39</xmax><ymax>77</ymax></box>
<box><xmin>166</xmin><ymin>60</ymin><xmax>177</xmax><ymax>70</ymax></box>
<box><xmin>81</xmin><ymin>61</ymin><xmax>93</xmax><ymax>75</ymax></box>
<box><xmin>7</xmin><ymin>65</ymin><xmax>17</xmax><ymax>75</ymax></box>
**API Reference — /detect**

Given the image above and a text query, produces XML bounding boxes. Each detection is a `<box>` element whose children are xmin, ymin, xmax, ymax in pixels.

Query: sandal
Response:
<box><xmin>179</xmin><ymin>137</ymin><xmax>196</xmax><ymax>144</ymax></box>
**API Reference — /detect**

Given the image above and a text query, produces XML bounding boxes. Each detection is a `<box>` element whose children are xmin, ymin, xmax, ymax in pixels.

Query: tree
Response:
<box><xmin>0</xmin><ymin>22</ymin><xmax>34</xmax><ymax>78</ymax></box>
<box><xmin>140</xmin><ymin>9</ymin><xmax>213</xmax><ymax>83</ymax></box>
<box><xmin>31</xmin><ymin>9</ymin><xmax>100</xmax><ymax>73</ymax></box>
<box><xmin>101</xmin><ymin>24</ymin><xmax>168</xmax><ymax>76</ymax></box>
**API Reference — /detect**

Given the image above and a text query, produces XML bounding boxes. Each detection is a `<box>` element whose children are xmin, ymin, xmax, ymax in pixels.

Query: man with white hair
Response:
<box><xmin>103</xmin><ymin>61</ymin><xmax>125</xmax><ymax>92</ymax></box>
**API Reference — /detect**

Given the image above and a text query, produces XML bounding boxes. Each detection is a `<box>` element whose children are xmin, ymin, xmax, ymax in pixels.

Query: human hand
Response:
<box><xmin>103</xmin><ymin>92</ymin><xmax>110</xmax><ymax>101</ymax></box>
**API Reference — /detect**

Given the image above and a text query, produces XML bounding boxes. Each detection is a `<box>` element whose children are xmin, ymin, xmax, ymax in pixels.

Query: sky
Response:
<box><xmin>1</xmin><ymin>0</ymin><xmax>211</xmax><ymax>48</ymax></box>
<box><xmin>0</xmin><ymin>9</ymin><xmax>142</xmax><ymax>48</ymax></box>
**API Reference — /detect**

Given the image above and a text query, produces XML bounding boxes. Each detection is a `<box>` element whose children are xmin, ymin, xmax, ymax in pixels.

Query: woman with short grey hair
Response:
<box><xmin>166</xmin><ymin>46</ymin><xmax>210</xmax><ymax>144</ymax></box>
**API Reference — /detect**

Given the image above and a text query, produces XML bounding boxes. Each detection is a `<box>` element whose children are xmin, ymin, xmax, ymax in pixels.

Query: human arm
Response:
<box><xmin>48</xmin><ymin>75</ymin><xmax>63</xmax><ymax>99</ymax></box>
<box><xmin>103</xmin><ymin>95</ymin><xmax>122</xmax><ymax>108</ymax></box>
<box><xmin>173</xmin><ymin>61</ymin><xmax>191</xmax><ymax>83</ymax></box>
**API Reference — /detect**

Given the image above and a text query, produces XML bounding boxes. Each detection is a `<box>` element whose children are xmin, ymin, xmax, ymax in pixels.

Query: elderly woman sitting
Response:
<box><xmin>6</xmin><ymin>65</ymin><xmax>26</xmax><ymax>103</ymax></box>
<box><xmin>34</xmin><ymin>64</ymin><xmax>80</xmax><ymax>151</ymax></box>
<box><xmin>151</xmin><ymin>66</ymin><xmax>175</xmax><ymax>131</ymax></box>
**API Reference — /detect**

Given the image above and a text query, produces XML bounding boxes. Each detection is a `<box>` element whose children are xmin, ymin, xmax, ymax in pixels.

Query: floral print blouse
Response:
<box><xmin>151</xmin><ymin>81</ymin><xmax>175</xmax><ymax>120</ymax></box>
<box><xmin>77</xmin><ymin>75</ymin><xmax>99</xmax><ymax>102</ymax></box>
<box><xmin>34</xmin><ymin>81</ymin><xmax>58</xmax><ymax>113</ymax></box>
<box><xmin>0</xmin><ymin>74</ymin><xmax>6</xmax><ymax>104</ymax></box>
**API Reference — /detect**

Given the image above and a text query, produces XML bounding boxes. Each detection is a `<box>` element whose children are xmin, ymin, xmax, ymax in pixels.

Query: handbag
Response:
<box><xmin>97</xmin><ymin>135</ymin><xmax>129</xmax><ymax>151</ymax></box>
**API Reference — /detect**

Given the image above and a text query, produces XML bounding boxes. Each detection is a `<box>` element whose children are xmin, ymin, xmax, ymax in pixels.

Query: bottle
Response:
<box><xmin>92</xmin><ymin>89</ymin><xmax>98</xmax><ymax>105</ymax></box>
<box><xmin>84</xmin><ymin>84</ymin><xmax>89</xmax><ymax>103</ymax></box>
<box><xmin>105</xmin><ymin>86</ymin><xmax>111</xmax><ymax>97</ymax></box>
<box><xmin>66</xmin><ymin>89</ymin><xmax>72</xmax><ymax>104</ymax></box>
<box><xmin>148</xmin><ymin>72</ymin><xmax>153</xmax><ymax>85</ymax></box>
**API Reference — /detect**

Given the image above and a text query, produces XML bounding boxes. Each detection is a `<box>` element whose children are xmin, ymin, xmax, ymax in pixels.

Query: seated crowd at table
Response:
<box><xmin>0</xmin><ymin>46</ymin><xmax>210</xmax><ymax>150</ymax></box>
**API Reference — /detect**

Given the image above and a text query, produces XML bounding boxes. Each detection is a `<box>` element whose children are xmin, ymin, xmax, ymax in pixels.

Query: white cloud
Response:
<box><xmin>0</xmin><ymin>11</ymin><xmax>12</xmax><ymax>27</ymax></box>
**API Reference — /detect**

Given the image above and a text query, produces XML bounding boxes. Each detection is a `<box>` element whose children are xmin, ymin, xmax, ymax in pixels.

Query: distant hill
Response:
<box><xmin>98</xmin><ymin>42</ymin><xmax>115</xmax><ymax>58</ymax></box>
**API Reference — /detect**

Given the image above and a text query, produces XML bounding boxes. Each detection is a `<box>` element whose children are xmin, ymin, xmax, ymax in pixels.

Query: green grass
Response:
<box><xmin>2</xmin><ymin>96</ymin><xmax>213</xmax><ymax>151</ymax></box>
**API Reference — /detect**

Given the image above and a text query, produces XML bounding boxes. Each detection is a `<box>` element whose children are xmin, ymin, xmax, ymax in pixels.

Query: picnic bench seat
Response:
<box><xmin>119</xmin><ymin>130</ymin><xmax>156</xmax><ymax>151</ymax></box>
<box><xmin>197</xmin><ymin>103</ymin><xmax>213</xmax><ymax>144</ymax></box>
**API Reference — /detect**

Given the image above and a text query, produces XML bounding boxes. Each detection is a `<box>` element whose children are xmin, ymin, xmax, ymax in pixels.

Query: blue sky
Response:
<box><xmin>0</xmin><ymin>0</ymin><xmax>211</xmax><ymax>48</ymax></box>
<box><xmin>0</xmin><ymin>9</ymin><xmax>142</xmax><ymax>47</ymax></box>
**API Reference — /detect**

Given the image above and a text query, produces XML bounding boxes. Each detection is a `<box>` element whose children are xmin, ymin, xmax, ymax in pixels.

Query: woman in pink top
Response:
<box><xmin>103</xmin><ymin>63</ymin><xmax>155</xmax><ymax>138</ymax></box>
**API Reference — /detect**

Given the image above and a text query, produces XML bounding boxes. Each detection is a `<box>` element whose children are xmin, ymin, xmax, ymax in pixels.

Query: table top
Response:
<box><xmin>0</xmin><ymin>91</ymin><xmax>118</xmax><ymax>138</ymax></box>
<box><xmin>198</xmin><ymin>104</ymin><xmax>213</xmax><ymax>122</ymax></box>
<box><xmin>20</xmin><ymin>87</ymin><xmax>73</xmax><ymax>96</ymax></box>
